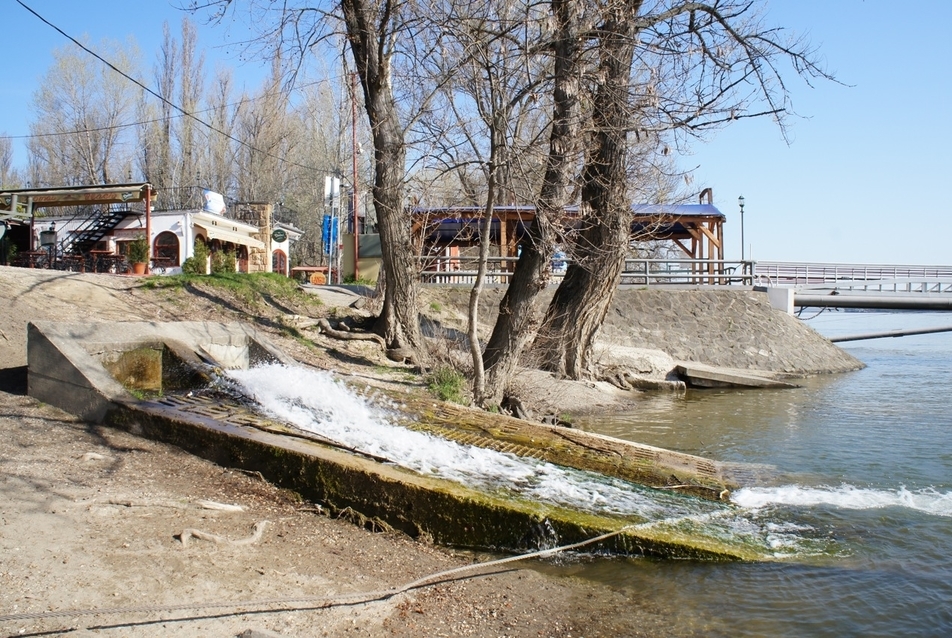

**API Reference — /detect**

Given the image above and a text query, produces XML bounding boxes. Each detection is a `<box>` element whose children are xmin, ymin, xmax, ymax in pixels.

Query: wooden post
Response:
<box><xmin>145</xmin><ymin>185</ymin><xmax>152</xmax><ymax>274</ymax></box>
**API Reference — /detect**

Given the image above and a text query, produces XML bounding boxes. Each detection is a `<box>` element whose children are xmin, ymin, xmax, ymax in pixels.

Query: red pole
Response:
<box><xmin>145</xmin><ymin>185</ymin><xmax>152</xmax><ymax>274</ymax></box>
<box><xmin>352</xmin><ymin>72</ymin><xmax>359</xmax><ymax>281</ymax></box>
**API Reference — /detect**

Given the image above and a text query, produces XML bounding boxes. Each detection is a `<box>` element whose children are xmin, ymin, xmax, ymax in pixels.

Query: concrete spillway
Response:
<box><xmin>27</xmin><ymin>321</ymin><xmax>759</xmax><ymax>560</ymax></box>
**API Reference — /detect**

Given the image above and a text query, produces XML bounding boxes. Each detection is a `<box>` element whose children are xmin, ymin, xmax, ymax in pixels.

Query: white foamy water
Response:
<box><xmin>226</xmin><ymin>363</ymin><xmax>712</xmax><ymax>520</ymax></box>
<box><xmin>732</xmin><ymin>484</ymin><xmax>952</xmax><ymax>518</ymax></box>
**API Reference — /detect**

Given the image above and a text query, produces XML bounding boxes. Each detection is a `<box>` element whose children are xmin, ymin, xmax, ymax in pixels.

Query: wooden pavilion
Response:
<box><xmin>411</xmin><ymin>189</ymin><xmax>725</xmax><ymax>264</ymax></box>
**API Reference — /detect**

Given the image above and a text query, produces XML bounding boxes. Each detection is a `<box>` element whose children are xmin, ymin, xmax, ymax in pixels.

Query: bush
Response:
<box><xmin>127</xmin><ymin>235</ymin><xmax>149</xmax><ymax>264</ymax></box>
<box><xmin>181</xmin><ymin>241</ymin><xmax>209</xmax><ymax>275</ymax></box>
<box><xmin>211</xmin><ymin>249</ymin><xmax>236</xmax><ymax>275</ymax></box>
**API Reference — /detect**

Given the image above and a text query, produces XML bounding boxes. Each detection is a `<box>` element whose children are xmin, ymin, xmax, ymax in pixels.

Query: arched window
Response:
<box><xmin>272</xmin><ymin>249</ymin><xmax>288</xmax><ymax>276</ymax></box>
<box><xmin>153</xmin><ymin>232</ymin><xmax>180</xmax><ymax>267</ymax></box>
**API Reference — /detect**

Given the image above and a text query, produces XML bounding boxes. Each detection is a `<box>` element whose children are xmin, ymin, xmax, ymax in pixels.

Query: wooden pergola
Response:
<box><xmin>0</xmin><ymin>183</ymin><xmax>155</xmax><ymax>257</ymax></box>
<box><xmin>411</xmin><ymin>192</ymin><xmax>725</xmax><ymax>264</ymax></box>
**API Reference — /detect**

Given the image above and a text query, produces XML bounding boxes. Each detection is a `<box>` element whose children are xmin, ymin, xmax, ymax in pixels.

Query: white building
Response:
<box><xmin>1</xmin><ymin>184</ymin><xmax>302</xmax><ymax>275</ymax></box>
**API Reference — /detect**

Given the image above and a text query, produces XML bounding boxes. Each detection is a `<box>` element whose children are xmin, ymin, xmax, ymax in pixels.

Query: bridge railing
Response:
<box><xmin>754</xmin><ymin>261</ymin><xmax>952</xmax><ymax>289</ymax></box>
<box><xmin>418</xmin><ymin>256</ymin><xmax>753</xmax><ymax>286</ymax></box>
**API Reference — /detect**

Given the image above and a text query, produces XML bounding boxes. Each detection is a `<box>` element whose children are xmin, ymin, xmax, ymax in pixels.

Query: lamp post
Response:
<box><xmin>738</xmin><ymin>195</ymin><xmax>746</xmax><ymax>262</ymax></box>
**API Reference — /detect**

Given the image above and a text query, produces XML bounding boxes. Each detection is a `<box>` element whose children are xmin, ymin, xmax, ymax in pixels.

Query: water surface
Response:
<box><xmin>567</xmin><ymin>310</ymin><xmax>952</xmax><ymax>637</ymax></box>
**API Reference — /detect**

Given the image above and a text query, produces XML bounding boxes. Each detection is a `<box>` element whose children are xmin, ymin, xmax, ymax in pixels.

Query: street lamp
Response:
<box><xmin>738</xmin><ymin>195</ymin><xmax>746</xmax><ymax>262</ymax></box>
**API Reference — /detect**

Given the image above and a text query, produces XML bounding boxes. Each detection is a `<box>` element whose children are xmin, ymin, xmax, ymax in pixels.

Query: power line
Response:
<box><xmin>0</xmin><ymin>79</ymin><xmax>333</xmax><ymax>142</ymax></box>
<box><xmin>14</xmin><ymin>0</ymin><xmax>341</xmax><ymax>175</ymax></box>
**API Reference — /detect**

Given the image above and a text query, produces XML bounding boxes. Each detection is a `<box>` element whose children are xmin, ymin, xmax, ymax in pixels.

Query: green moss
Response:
<box><xmin>102</xmin><ymin>346</ymin><xmax>163</xmax><ymax>396</ymax></box>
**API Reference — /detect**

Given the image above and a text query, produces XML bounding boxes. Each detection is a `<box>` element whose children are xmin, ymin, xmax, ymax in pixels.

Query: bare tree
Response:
<box><xmin>414</xmin><ymin>0</ymin><xmax>552</xmax><ymax>404</ymax></box>
<box><xmin>178</xmin><ymin>18</ymin><xmax>206</xmax><ymax>198</ymax></box>
<box><xmin>200</xmin><ymin>68</ymin><xmax>240</xmax><ymax>197</ymax></box>
<box><xmin>531</xmin><ymin>0</ymin><xmax>642</xmax><ymax>378</ymax></box>
<box><xmin>234</xmin><ymin>55</ymin><xmax>296</xmax><ymax>201</ymax></box>
<box><xmin>480</xmin><ymin>0</ymin><xmax>591</xmax><ymax>404</ymax></box>
<box><xmin>0</xmin><ymin>136</ymin><xmax>17</xmax><ymax>187</ymax></box>
<box><xmin>194</xmin><ymin>0</ymin><xmax>427</xmax><ymax>355</ymax></box>
<box><xmin>281</xmin><ymin>78</ymin><xmax>350</xmax><ymax>265</ymax></box>
<box><xmin>338</xmin><ymin>0</ymin><xmax>428</xmax><ymax>353</ymax></box>
<box><xmin>137</xmin><ymin>18</ymin><xmax>210</xmax><ymax>208</ymax></box>
<box><xmin>532</xmin><ymin>0</ymin><xmax>833</xmax><ymax>379</ymax></box>
<box><xmin>28</xmin><ymin>39</ymin><xmax>141</xmax><ymax>186</ymax></box>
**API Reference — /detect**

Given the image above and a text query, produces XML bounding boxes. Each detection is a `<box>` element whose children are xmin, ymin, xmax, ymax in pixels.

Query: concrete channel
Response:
<box><xmin>27</xmin><ymin>320</ymin><xmax>762</xmax><ymax>561</ymax></box>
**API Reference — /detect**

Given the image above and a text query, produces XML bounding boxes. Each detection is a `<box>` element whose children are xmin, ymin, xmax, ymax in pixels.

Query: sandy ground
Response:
<box><xmin>0</xmin><ymin>267</ymin><xmax>678</xmax><ymax>638</ymax></box>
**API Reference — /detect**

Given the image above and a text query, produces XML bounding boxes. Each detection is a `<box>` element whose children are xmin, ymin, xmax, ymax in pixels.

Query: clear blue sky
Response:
<box><xmin>3</xmin><ymin>0</ymin><xmax>950</xmax><ymax>265</ymax></box>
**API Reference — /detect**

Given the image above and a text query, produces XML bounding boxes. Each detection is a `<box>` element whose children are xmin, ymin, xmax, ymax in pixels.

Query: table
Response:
<box><xmin>88</xmin><ymin>250</ymin><xmax>126</xmax><ymax>274</ymax></box>
<box><xmin>18</xmin><ymin>251</ymin><xmax>48</xmax><ymax>268</ymax></box>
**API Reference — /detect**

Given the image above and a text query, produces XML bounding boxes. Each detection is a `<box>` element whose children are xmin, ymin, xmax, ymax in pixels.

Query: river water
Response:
<box><xmin>227</xmin><ymin>309</ymin><xmax>951</xmax><ymax>636</ymax></box>
<box><xmin>566</xmin><ymin>310</ymin><xmax>952</xmax><ymax>637</ymax></box>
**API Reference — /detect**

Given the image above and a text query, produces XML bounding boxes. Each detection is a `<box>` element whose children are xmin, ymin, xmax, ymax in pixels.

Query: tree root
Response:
<box><xmin>317</xmin><ymin>318</ymin><xmax>386</xmax><ymax>347</ymax></box>
<box><xmin>500</xmin><ymin>395</ymin><xmax>530</xmax><ymax>420</ymax></box>
<box><xmin>336</xmin><ymin>506</ymin><xmax>394</xmax><ymax>533</ymax></box>
<box><xmin>177</xmin><ymin>520</ymin><xmax>270</xmax><ymax>548</ymax></box>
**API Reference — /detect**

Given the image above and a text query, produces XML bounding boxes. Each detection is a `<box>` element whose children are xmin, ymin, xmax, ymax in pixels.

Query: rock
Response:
<box><xmin>386</xmin><ymin>347</ymin><xmax>414</xmax><ymax>364</ymax></box>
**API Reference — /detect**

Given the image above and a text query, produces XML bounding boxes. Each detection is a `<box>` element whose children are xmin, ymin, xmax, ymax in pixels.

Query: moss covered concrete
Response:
<box><xmin>105</xmin><ymin>399</ymin><xmax>762</xmax><ymax>561</ymax></box>
<box><xmin>393</xmin><ymin>393</ymin><xmax>733</xmax><ymax>501</ymax></box>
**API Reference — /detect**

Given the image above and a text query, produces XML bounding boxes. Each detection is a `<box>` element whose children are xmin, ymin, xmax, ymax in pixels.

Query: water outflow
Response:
<box><xmin>226</xmin><ymin>364</ymin><xmax>824</xmax><ymax>556</ymax></box>
<box><xmin>228</xmin><ymin>364</ymin><xmax>705</xmax><ymax>519</ymax></box>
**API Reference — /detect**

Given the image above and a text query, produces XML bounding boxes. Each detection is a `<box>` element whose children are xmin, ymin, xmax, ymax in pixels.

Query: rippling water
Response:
<box><xmin>568</xmin><ymin>310</ymin><xmax>952</xmax><ymax>637</ymax></box>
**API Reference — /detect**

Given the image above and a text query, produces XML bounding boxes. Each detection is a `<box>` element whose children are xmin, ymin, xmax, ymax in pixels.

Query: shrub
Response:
<box><xmin>425</xmin><ymin>366</ymin><xmax>468</xmax><ymax>404</ymax></box>
<box><xmin>211</xmin><ymin>249</ymin><xmax>236</xmax><ymax>274</ymax></box>
<box><xmin>127</xmin><ymin>235</ymin><xmax>149</xmax><ymax>264</ymax></box>
<box><xmin>181</xmin><ymin>241</ymin><xmax>209</xmax><ymax>275</ymax></box>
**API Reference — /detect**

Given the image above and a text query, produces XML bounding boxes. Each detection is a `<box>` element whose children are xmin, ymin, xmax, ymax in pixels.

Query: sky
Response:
<box><xmin>2</xmin><ymin>0</ymin><xmax>950</xmax><ymax>266</ymax></box>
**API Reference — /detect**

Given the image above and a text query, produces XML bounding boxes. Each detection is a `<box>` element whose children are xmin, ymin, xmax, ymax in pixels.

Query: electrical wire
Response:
<box><xmin>0</xmin><ymin>524</ymin><xmax>638</xmax><ymax>626</ymax></box>
<box><xmin>0</xmin><ymin>79</ymin><xmax>333</xmax><ymax>141</ymax></box>
<box><xmin>13</xmin><ymin>0</ymin><xmax>340</xmax><ymax>175</ymax></box>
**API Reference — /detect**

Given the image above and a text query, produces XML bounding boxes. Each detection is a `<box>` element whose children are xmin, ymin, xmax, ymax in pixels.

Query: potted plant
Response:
<box><xmin>127</xmin><ymin>235</ymin><xmax>149</xmax><ymax>275</ymax></box>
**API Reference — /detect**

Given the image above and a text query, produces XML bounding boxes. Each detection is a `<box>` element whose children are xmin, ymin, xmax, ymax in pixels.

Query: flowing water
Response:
<box><xmin>228</xmin><ymin>364</ymin><xmax>727</xmax><ymax>522</ymax></box>
<box><xmin>228</xmin><ymin>309</ymin><xmax>952</xmax><ymax>635</ymax></box>
<box><xmin>565</xmin><ymin>310</ymin><xmax>952</xmax><ymax>637</ymax></box>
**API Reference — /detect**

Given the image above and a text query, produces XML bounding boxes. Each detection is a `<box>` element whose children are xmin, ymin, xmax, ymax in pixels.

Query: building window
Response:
<box><xmin>153</xmin><ymin>231</ymin><xmax>180</xmax><ymax>267</ymax></box>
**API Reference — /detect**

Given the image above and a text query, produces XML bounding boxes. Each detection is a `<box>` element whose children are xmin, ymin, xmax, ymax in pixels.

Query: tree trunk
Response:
<box><xmin>341</xmin><ymin>0</ymin><xmax>423</xmax><ymax>355</ymax></box>
<box><xmin>373</xmin><ymin>130</ymin><xmax>421</xmax><ymax>352</ymax></box>
<box><xmin>468</xmin><ymin>164</ymin><xmax>498</xmax><ymax>405</ymax></box>
<box><xmin>533</xmin><ymin>0</ymin><xmax>641</xmax><ymax>379</ymax></box>
<box><xmin>480</xmin><ymin>0</ymin><xmax>585</xmax><ymax>406</ymax></box>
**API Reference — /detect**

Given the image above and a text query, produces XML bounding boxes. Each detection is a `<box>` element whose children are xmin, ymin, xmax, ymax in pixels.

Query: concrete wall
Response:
<box><xmin>27</xmin><ymin>321</ymin><xmax>295</xmax><ymax>421</ymax></box>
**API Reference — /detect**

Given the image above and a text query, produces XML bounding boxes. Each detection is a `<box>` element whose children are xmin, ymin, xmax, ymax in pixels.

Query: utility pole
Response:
<box><xmin>352</xmin><ymin>72</ymin><xmax>360</xmax><ymax>281</ymax></box>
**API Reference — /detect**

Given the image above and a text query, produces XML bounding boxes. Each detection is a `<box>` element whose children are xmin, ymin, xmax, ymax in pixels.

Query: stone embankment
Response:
<box><xmin>599</xmin><ymin>288</ymin><xmax>864</xmax><ymax>376</ymax></box>
<box><xmin>429</xmin><ymin>286</ymin><xmax>864</xmax><ymax>378</ymax></box>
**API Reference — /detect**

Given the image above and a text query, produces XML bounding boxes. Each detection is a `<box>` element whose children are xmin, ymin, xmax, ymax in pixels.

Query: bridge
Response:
<box><xmin>752</xmin><ymin>261</ymin><xmax>952</xmax><ymax>311</ymax></box>
<box><xmin>418</xmin><ymin>256</ymin><xmax>952</xmax><ymax>312</ymax></box>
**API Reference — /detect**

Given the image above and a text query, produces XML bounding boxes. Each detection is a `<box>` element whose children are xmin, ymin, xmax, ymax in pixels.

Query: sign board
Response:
<box><xmin>271</xmin><ymin>228</ymin><xmax>288</xmax><ymax>243</ymax></box>
<box><xmin>202</xmin><ymin>189</ymin><xmax>227</xmax><ymax>215</ymax></box>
